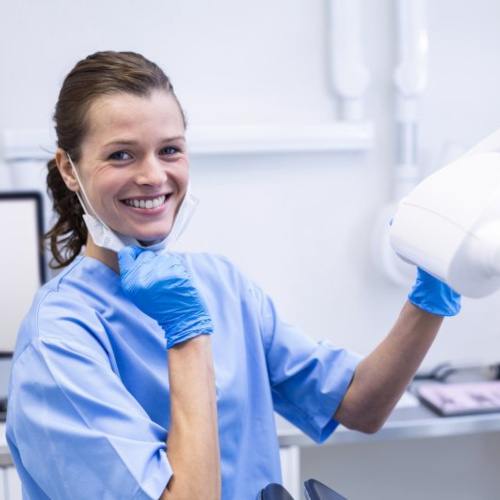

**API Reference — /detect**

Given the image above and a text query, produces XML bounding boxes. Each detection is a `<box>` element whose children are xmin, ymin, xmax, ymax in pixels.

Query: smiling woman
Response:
<box><xmin>45</xmin><ymin>52</ymin><xmax>188</xmax><ymax>269</ymax></box>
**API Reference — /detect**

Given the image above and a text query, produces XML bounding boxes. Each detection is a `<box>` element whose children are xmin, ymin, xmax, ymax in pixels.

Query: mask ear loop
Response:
<box><xmin>66</xmin><ymin>153</ymin><xmax>114</xmax><ymax>233</ymax></box>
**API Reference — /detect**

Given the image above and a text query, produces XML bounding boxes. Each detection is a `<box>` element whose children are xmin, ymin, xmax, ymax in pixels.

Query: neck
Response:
<box><xmin>85</xmin><ymin>237</ymin><xmax>119</xmax><ymax>273</ymax></box>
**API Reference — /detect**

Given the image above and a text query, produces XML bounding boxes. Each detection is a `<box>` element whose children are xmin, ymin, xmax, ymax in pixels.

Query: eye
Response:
<box><xmin>108</xmin><ymin>150</ymin><xmax>133</xmax><ymax>161</ymax></box>
<box><xmin>160</xmin><ymin>146</ymin><xmax>181</xmax><ymax>156</ymax></box>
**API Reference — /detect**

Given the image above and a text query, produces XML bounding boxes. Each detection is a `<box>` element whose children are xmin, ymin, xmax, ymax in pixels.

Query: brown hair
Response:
<box><xmin>45</xmin><ymin>50</ymin><xmax>186</xmax><ymax>268</ymax></box>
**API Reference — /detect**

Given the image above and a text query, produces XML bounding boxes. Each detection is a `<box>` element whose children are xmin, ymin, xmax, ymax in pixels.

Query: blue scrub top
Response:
<box><xmin>6</xmin><ymin>253</ymin><xmax>360</xmax><ymax>500</ymax></box>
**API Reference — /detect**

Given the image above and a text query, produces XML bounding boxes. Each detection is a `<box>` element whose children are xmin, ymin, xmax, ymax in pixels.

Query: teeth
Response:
<box><xmin>125</xmin><ymin>195</ymin><xmax>166</xmax><ymax>209</ymax></box>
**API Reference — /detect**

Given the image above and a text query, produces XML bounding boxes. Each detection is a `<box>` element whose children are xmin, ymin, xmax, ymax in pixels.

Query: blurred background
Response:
<box><xmin>1</xmin><ymin>0</ymin><xmax>500</xmax><ymax>498</ymax></box>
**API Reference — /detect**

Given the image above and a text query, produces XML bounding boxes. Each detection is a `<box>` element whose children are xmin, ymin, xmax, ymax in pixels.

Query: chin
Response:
<box><xmin>137</xmin><ymin>238</ymin><xmax>165</xmax><ymax>247</ymax></box>
<box><xmin>119</xmin><ymin>222</ymin><xmax>173</xmax><ymax>246</ymax></box>
<box><xmin>136</xmin><ymin>231</ymin><xmax>170</xmax><ymax>246</ymax></box>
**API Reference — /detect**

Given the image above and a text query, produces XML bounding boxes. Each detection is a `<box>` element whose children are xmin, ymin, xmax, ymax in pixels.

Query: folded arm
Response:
<box><xmin>160</xmin><ymin>336</ymin><xmax>220</xmax><ymax>499</ymax></box>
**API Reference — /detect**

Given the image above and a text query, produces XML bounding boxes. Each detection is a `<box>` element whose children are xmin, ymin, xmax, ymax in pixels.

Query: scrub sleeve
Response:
<box><xmin>250</xmin><ymin>280</ymin><xmax>362</xmax><ymax>443</ymax></box>
<box><xmin>7</xmin><ymin>297</ymin><xmax>171</xmax><ymax>500</ymax></box>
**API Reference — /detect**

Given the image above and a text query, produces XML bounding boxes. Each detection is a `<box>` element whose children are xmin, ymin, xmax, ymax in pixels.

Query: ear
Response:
<box><xmin>55</xmin><ymin>148</ymin><xmax>79</xmax><ymax>192</ymax></box>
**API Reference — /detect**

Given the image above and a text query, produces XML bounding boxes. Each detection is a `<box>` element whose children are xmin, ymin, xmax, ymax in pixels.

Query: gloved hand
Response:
<box><xmin>408</xmin><ymin>268</ymin><xmax>461</xmax><ymax>316</ymax></box>
<box><xmin>118</xmin><ymin>247</ymin><xmax>213</xmax><ymax>348</ymax></box>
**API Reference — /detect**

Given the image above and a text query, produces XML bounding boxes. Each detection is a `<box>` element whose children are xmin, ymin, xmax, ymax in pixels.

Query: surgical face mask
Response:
<box><xmin>67</xmin><ymin>154</ymin><xmax>198</xmax><ymax>254</ymax></box>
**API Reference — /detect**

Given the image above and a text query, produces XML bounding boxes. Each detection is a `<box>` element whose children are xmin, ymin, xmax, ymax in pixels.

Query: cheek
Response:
<box><xmin>87</xmin><ymin>175</ymin><xmax>122</xmax><ymax>210</ymax></box>
<box><xmin>174</xmin><ymin>159</ymin><xmax>189</xmax><ymax>180</ymax></box>
<box><xmin>177</xmin><ymin>166</ymin><xmax>190</xmax><ymax>191</ymax></box>
<box><xmin>180</xmin><ymin>172</ymin><xmax>189</xmax><ymax>190</ymax></box>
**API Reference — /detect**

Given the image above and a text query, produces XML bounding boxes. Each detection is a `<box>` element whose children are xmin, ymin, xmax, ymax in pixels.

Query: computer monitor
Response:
<box><xmin>0</xmin><ymin>191</ymin><xmax>46</xmax><ymax>355</ymax></box>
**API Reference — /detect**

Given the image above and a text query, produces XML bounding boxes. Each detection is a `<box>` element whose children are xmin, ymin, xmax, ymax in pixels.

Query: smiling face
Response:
<box><xmin>64</xmin><ymin>89</ymin><xmax>188</xmax><ymax>245</ymax></box>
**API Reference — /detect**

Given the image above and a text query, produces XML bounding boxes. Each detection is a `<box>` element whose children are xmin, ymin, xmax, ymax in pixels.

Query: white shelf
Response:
<box><xmin>2</xmin><ymin>122</ymin><xmax>374</xmax><ymax>161</ymax></box>
<box><xmin>186</xmin><ymin>122</ymin><xmax>374</xmax><ymax>155</ymax></box>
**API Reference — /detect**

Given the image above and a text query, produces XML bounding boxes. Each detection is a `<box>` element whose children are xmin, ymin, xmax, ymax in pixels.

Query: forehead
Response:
<box><xmin>84</xmin><ymin>90</ymin><xmax>184</xmax><ymax>144</ymax></box>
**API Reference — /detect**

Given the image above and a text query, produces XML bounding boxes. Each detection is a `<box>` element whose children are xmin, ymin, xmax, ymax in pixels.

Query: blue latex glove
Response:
<box><xmin>408</xmin><ymin>268</ymin><xmax>461</xmax><ymax>316</ymax></box>
<box><xmin>118</xmin><ymin>247</ymin><xmax>213</xmax><ymax>348</ymax></box>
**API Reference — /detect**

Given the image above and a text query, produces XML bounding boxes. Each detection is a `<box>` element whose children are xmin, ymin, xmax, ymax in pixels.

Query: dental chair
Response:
<box><xmin>258</xmin><ymin>479</ymin><xmax>347</xmax><ymax>499</ymax></box>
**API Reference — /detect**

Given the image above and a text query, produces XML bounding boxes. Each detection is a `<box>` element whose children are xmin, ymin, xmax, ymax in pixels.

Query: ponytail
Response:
<box><xmin>44</xmin><ymin>158</ymin><xmax>87</xmax><ymax>268</ymax></box>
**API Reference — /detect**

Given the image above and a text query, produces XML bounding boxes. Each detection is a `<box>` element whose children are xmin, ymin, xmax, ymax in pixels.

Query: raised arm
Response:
<box><xmin>119</xmin><ymin>247</ymin><xmax>221</xmax><ymax>499</ymax></box>
<box><xmin>334</xmin><ymin>301</ymin><xmax>441</xmax><ymax>433</ymax></box>
<box><xmin>335</xmin><ymin>268</ymin><xmax>461</xmax><ymax>433</ymax></box>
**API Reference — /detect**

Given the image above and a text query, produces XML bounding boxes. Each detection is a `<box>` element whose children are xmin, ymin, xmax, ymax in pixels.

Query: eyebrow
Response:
<box><xmin>102</xmin><ymin>136</ymin><xmax>186</xmax><ymax>148</ymax></box>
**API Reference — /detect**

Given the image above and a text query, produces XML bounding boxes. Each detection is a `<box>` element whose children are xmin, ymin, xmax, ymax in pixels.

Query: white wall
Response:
<box><xmin>1</xmin><ymin>0</ymin><xmax>500</xmax><ymax>498</ymax></box>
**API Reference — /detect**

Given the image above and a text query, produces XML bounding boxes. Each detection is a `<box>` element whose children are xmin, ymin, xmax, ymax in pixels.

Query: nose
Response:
<box><xmin>135</xmin><ymin>156</ymin><xmax>166</xmax><ymax>186</ymax></box>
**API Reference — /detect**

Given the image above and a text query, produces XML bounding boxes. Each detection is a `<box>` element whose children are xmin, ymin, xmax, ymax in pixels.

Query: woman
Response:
<box><xmin>6</xmin><ymin>51</ymin><xmax>460</xmax><ymax>500</ymax></box>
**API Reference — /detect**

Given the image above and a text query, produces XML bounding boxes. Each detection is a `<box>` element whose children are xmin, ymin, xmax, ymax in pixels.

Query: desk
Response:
<box><xmin>277</xmin><ymin>403</ymin><xmax>500</xmax><ymax>447</ymax></box>
<box><xmin>276</xmin><ymin>399</ymin><xmax>500</xmax><ymax>497</ymax></box>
